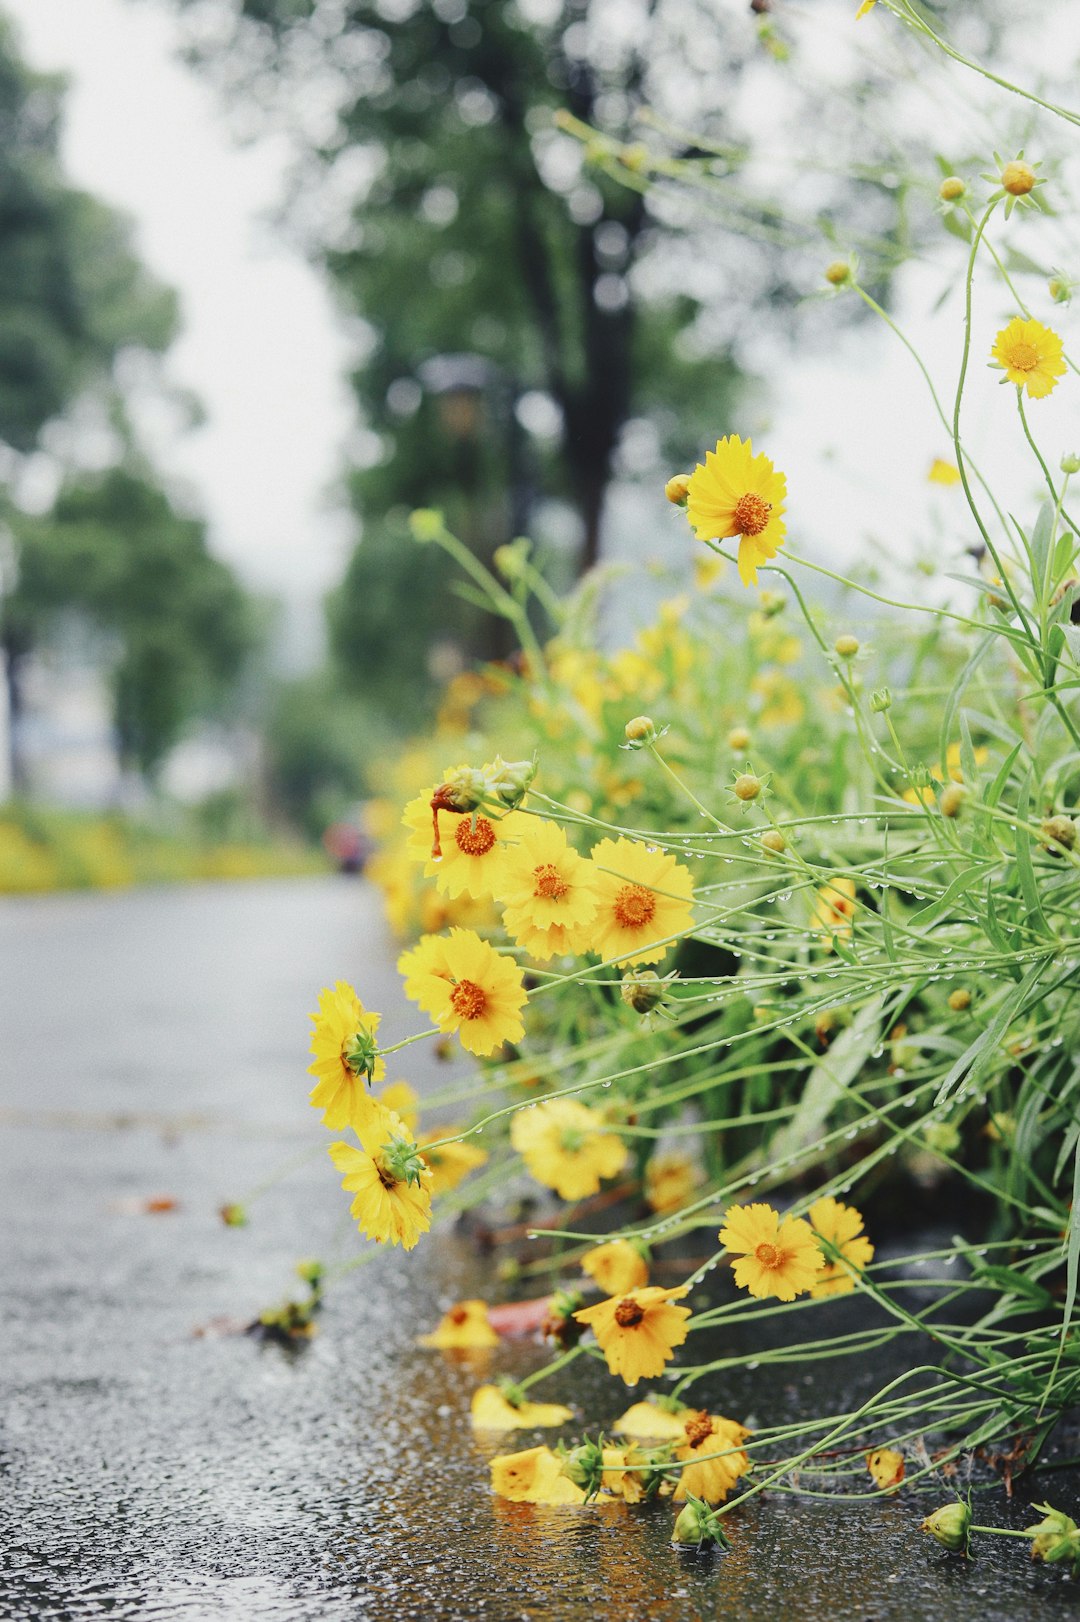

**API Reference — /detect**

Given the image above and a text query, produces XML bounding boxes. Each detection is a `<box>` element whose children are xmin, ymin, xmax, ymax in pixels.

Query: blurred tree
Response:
<box><xmin>5</xmin><ymin>469</ymin><xmax>256</xmax><ymax>778</ymax></box>
<box><xmin>263</xmin><ymin>668</ymin><xmax>391</xmax><ymax>837</ymax></box>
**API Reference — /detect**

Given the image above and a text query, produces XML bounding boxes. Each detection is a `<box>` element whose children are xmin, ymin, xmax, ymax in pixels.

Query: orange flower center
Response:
<box><xmin>533</xmin><ymin>862</ymin><xmax>570</xmax><ymax>900</ymax></box>
<box><xmin>1007</xmin><ymin>341</ymin><xmax>1040</xmax><ymax>372</ymax></box>
<box><xmin>455</xmin><ymin>816</ymin><xmax>497</xmax><ymax>857</ymax></box>
<box><xmin>614</xmin><ymin>1297</ymin><xmax>645</xmax><ymax>1327</ymax></box>
<box><xmin>733</xmin><ymin>491</ymin><xmax>772</xmax><ymax>537</ymax></box>
<box><xmin>754</xmin><ymin>1241</ymin><xmax>783</xmax><ymax>1270</ymax></box>
<box><xmin>448</xmin><ymin>1304</ymin><xmax>470</xmax><ymax>1325</ymax></box>
<box><xmin>450</xmin><ymin>978</ymin><xmax>488</xmax><ymax>1021</ymax></box>
<box><xmin>682</xmin><ymin>1411</ymin><xmax>714</xmax><ymax>1449</ymax></box>
<box><xmin>612</xmin><ymin>882</ymin><xmax>656</xmax><ymax>930</ymax></box>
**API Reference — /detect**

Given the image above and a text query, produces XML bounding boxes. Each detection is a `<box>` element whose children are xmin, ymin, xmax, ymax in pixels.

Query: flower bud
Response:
<box><xmin>870</xmin><ymin>687</ymin><xmax>892</xmax><ymax>713</ymax></box>
<box><xmin>559</xmin><ymin>1438</ymin><xmax>606</xmax><ymax>1498</ymax></box>
<box><xmin>734</xmin><ymin>772</ymin><xmax>762</xmax><ymax>802</ymax></box>
<box><xmin>834</xmin><ymin>634</ymin><xmax>860</xmax><ymax>658</ymax></box>
<box><xmin>672</xmin><ymin>1493</ymin><xmax>732</xmax><ymax>1549</ymax></box>
<box><xmin>1041</xmin><ymin>814</ymin><xmax>1077</xmax><ymax>852</ymax></box>
<box><xmin>619</xmin><ymin>143</ymin><xmax>649</xmax><ymax>172</ymax></box>
<box><xmin>665</xmin><ymin>473</ymin><xmax>692</xmax><ymax>506</ymax></box>
<box><xmin>1001</xmin><ymin>159</ymin><xmax>1036</xmax><ymax>197</ymax></box>
<box><xmin>940</xmin><ymin>783</ymin><xmax>966</xmax><ymax>818</ymax></box>
<box><xmin>296</xmin><ymin>1258</ymin><xmax>325</xmax><ymax>1291</ymax></box>
<box><xmin>921</xmin><ymin>1499</ymin><xmax>972</xmax><ymax>1553</ymax></box>
<box><xmin>409</xmin><ymin>508</ymin><xmax>445</xmax><ymax>543</ymax></box>
<box><xmin>947</xmin><ymin>988</ymin><xmax>971</xmax><ymax>1012</ymax></box>
<box><xmin>1061</xmin><ymin>451</ymin><xmax>1080</xmax><ymax>475</ymax></box>
<box><xmin>758</xmin><ymin>589</ymin><xmax>786</xmax><ymax>617</ymax></box>
<box><xmin>1050</xmin><ymin>274</ymin><xmax>1074</xmax><ymax>306</ymax></box>
<box><xmin>761</xmin><ymin>828</ymin><xmax>786</xmax><ymax>854</ymax></box>
<box><xmin>624</xmin><ymin>715</ymin><xmax>658</xmax><ymax>747</ymax></box>
<box><xmin>621</xmin><ymin>968</ymin><xmax>667</xmax><ymax>1014</ymax></box>
<box><xmin>727</xmin><ymin>726</ymin><xmax>752</xmax><ymax>751</ymax></box>
<box><xmin>923</xmin><ymin>1121</ymin><xmax>961</xmax><ymax>1155</ymax></box>
<box><xmin>542</xmin><ymin>1288</ymin><xmax>585</xmax><ymax>1348</ymax></box>
<box><xmin>1027</xmin><ymin>1503</ymin><xmax>1080</xmax><ymax>1573</ymax></box>
<box><xmin>939</xmin><ymin>176</ymin><xmax>966</xmax><ymax>202</ymax></box>
<box><xmin>484</xmin><ymin>755</ymin><xmax>537</xmax><ymax>808</ymax></box>
<box><xmin>824</xmin><ymin>260</ymin><xmax>851</xmax><ymax>286</ymax></box>
<box><xmin>218</xmin><ymin>1202</ymin><xmax>248</xmax><ymax>1228</ymax></box>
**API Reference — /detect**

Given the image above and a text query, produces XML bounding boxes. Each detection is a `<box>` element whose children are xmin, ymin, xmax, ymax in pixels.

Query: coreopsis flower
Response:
<box><xmin>811</xmin><ymin>878</ymin><xmax>856</xmax><ymax>945</ymax></box>
<box><xmin>928</xmin><ymin>458</ymin><xmax>962</xmax><ymax>486</ymax></box>
<box><xmin>808</xmin><ymin>1196</ymin><xmax>874</xmax><ymax>1297</ymax></box>
<box><xmin>402</xmin><ymin>784</ymin><xmax>526</xmax><ymax>899</ymax></box>
<box><xmin>416</xmin><ymin>1129</ymin><xmax>487</xmax><ymax>1195</ymax></box>
<box><xmin>1027</xmin><ymin>1503</ymin><xmax>1080</xmax><ymax>1573</ymax></box>
<box><xmin>328</xmin><ymin>1107</ymin><xmax>433</xmax><ymax>1250</ymax></box>
<box><xmin>472</xmin><ymin>1384</ymin><xmax>574</xmax><ymax>1430</ymax></box>
<box><xmin>573</xmin><ymin>1286</ymin><xmax>691</xmax><ymax>1383</ymax></box>
<box><xmin>719</xmin><ymin>1202</ymin><xmax>825</xmax><ymax>1301</ymax></box>
<box><xmin>866</xmin><ymin>1448</ymin><xmax>905</xmax><ymax>1490</ymax></box>
<box><xmin>598</xmin><ymin>1445</ymin><xmax>652</xmax><ymax>1503</ymax></box>
<box><xmin>377</xmin><ymin>1080</ymin><xmax>419</xmax><ymax>1133</ymax></box>
<box><xmin>307</xmin><ymin>981</ymin><xmax>385</xmax><ymax>1130</ymax></box>
<box><xmin>613</xmin><ymin>1398</ymin><xmax>695</xmax><ymax>1441</ymax></box>
<box><xmin>685</xmin><ymin>435</ymin><xmax>787</xmax><ymax>587</ymax></box>
<box><xmin>398</xmin><ymin>933</ymin><xmax>453</xmax><ymax>1017</ymax></box>
<box><xmin>672</xmin><ymin>1410</ymin><xmax>752</xmax><ymax>1504</ymax></box>
<box><xmin>424</xmin><ymin>928</ymin><xmax>528</xmax><ymax>1056</ymax></box>
<box><xmin>510</xmin><ymin>1097</ymin><xmax>628</xmax><ymax>1201</ymax></box>
<box><xmin>582</xmin><ymin>1239</ymin><xmax>649</xmax><ymax>1296</ymax></box>
<box><xmin>645</xmin><ymin>1153</ymin><xmax>703</xmax><ymax>1213</ymax></box>
<box><xmin>418</xmin><ymin>1299</ymin><xmax>498</xmax><ymax>1349</ymax></box>
<box><xmin>490</xmin><ymin>1446</ymin><xmax>587</xmax><ymax>1504</ymax></box>
<box><xmin>587</xmin><ymin>837</ymin><xmax>694</xmax><ymax>967</ymax></box>
<box><xmin>991</xmin><ymin>317</ymin><xmax>1065</xmax><ymax>399</ymax></box>
<box><xmin>497</xmin><ymin>818</ymin><xmax>598</xmax><ymax>961</ymax></box>
<box><xmin>855</xmin><ymin>0</ymin><xmax>876</xmax><ymax>16</ymax></box>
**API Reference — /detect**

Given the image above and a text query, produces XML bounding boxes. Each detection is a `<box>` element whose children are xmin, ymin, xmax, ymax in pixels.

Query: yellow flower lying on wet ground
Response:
<box><xmin>490</xmin><ymin>1446</ymin><xmax>587</xmax><ymax>1504</ymax></box>
<box><xmin>416</xmin><ymin>1129</ymin><xmax>487</xmax><ymax>1195</ymax></box>
<box><xmin>685</xmin><ymin>435</ymin><xmax>788</xmax><ymax>587</ymax></box>
<box><xmin>471</xmin><ymin>1384</ymin><xmax>574</xmax><ymax>1430</ymax></box>
<box><xmin>613</xmin><ymin>1398</ymin><xmax>695</xmax><ymax>1441</ymax></box>
<box><xmin>672</xmin><ymin>1410</ymin><xmax>752</xmax><ymax>1504</ymax></box>
<box><xmin>403</xmin><ymin>784</ymin><xmax>526</xmax><ymax>899</ymax></box>
<box><xmin>588</xmin><ymin>837</ymin><xmax>695</xmax><ymax>967</ymax></box>
<box><xmin>424</xmin><ymin>927</ymin><xmax>528</xmax><ymax>1056</ymax></box>
<box><xmin>328</xmin><ymin>1107</ymin><xmax>433</xmax><ymax>1250</ymax></box>
<box><xmin>808</xmin><ymin>1196</ymin><xmax>874</xmax><ymax>1297</ymax></box>
<box><xmin>928</xmin><ymin>458</ymin><xmax>962</xmax><ymax>486</ymax></box>
<box><xmin>497</xmin><ymin>818</ymin><xmax>598</xmax><ymax>961</ymax></box>
<box><xmin>308</xmin><ymin>981</ymin><xmax>386</xmax><ymax>1130</ymax></box>
<box><xmin>866</xmin><ymin>1447</ymin><xmax>905</xmax><ymax>1490</ymax></box>
<box><xmin>510</xmin><ymin>1097</ymin><xmax>628</xmax><ymax>1201</ymax></box>
<box><xmin>991</xmin><ymin>317</ymin><xmax>1065</xmax><ymax>399</ymax></box>
<box><xmin>645</xmin><ymin>1153</ymin><xmax>703</xmax><ymax>1213</ymax></box>
<box><xmin>582</xmin><ymin>1239</ymin><xmax>649</xmax><ymax>1296</ymax></box>
<box><xmin>574</xmin><ymin>1286</ymin><xmax>692</xmax><ymax>1383</ymax></box>
<box><xmin>418</xmin><ymin>1299</ymin><xmax>498</xmax><ymax>1349</ymax></box>
<box><xmin>811</xmin><ymin>878</ymin><xmax>856</xmax><ymax>945</ymax></box>
<box><xmin>719</xmin><ymin>1202</ymin><xmax>825</xmax><ymax>1301</ymax></box>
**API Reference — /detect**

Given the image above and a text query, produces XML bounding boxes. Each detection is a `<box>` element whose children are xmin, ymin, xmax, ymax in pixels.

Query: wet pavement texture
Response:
<box><xmin>1</xmin><ymin>876</ymin><xmax>1078</xmax><ymax>1622</ymax></box>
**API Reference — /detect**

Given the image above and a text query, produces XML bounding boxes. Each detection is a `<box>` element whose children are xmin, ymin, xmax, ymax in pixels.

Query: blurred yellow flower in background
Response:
<box><xmin>582</xmin><ymin>1239</ymin><xmax>649</xmax><ymax>1296</ymax></box>
<box><xmin>511</xmin><ymin>1097</ymin><xmax>628</xmax><ymax>1200</ymax></box>
<box><xmin>418</xmin><ymin>1299</ymin><xmax>498</xmax><ymax>1349</ymax></box>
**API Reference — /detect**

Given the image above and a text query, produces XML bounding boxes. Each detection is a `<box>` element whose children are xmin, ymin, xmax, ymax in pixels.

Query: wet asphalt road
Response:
<box><xmin>1</xmin><ymin>877</ymin><xmax>1078</xmax><ymax>1622</ymax></box>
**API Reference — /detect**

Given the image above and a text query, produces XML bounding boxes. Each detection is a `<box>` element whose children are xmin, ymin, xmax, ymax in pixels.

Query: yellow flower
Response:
<box><xmin>752</xmin><ymin>669</ymin><xmax>804</xmax><ymax>727</ymax></box>
<box><xmin>490</xmin><ymin>1446</ymin><xmax>587</xmax><ymax>1504</ymax></box>
<box><xmin>928</xmin><ymin>458</ymin><xmax>962</xmax><ymax>486</ymax></box>
<box><xmin>694</xmin><ymin>553</ymin><xmax>726</xmax><ymax>590</ymax></box>
<box><xmin>685</xmin><ymin>435</ymin><xmax>788</xmax><ymax>587</ymax></box>
<box><xmin>582</xmin><ymin>1240</ymin><xmax>649</xmax><ymax>1296</ymax></box>
<box><xmin>471</xmin><ymin>1385</ymin><xmax>574</xmax><ymax>1430</ymax></box>
<box><xmin>328</xmin><ymin>1108</ymin><xmax>433</xmax><ymax>1251</ymax></box>
<box><xmin>808</xmin><ymin>1196</ymin><xmax>874</xmax><ymax>1297</ymax></box>
<box><xmin>402</xmin><ymin>783</ymin><xmax>525</xmax><ymax>899</ymax></box>
<box><xmin>398</xmin><ymin>933</ymin><xmax>454</xmax><ymax>1017</ymax></box>
<box><xmin>587</xmin><ymin>837</ymin><xmax>694</xmax><ymax>967</ymax></box>
<box><xmin>672</xmin><ymin>1410</ymin><xmax>752</xmax><ymax>1504</ymax></box>
<box><xmin>719</xmin><ymin>1202</ymin><xmax>825</xmax><ymax>1301</ymax></box>
<box><xmin>498</xmin><ymin>819</ymin><xmax>598</xmax><ymax>961</ymax></box>
<box><xmin>599</xmin><ymin>1445</ymin><xmax>651</xmax><ymax>1502</ymax></box>
<box><xmin>645</xmin><ymin>1153</ymin><xmax>703</xmax><ymax>1213</ymax></box>
<box><xmin>866</xmin><ymin>1447</ymin><xmax>905</xmax><ymax>1490</ymax></box>
<box><xmin>307</xmin><ymin>981</ymin><xmax>386</xmax><ymax>1130</ymax></box>
<box><xmin>811</xmin><ymin>878</ymin><xmax>856</xmax><ymax>945</ymax></box>
<box><xmin>424</xmin><ymin>928</ymin><xmax>528</xmax><ymax>1056</ymax></box>
<box><xmin>613</xmin><ymin>1399</ymin><xmax>694</xmax><ymax>1441</ymax></box>
<box><xmin>573</xmin><ymin>1286</ymin><xmax>691</xmax><ymax>1383</ymax></box>
<box><xmin>378</xmin><ymin>1081</ymin><xmax>419</xmax><ymax>1133</ymax></box>
<box><xmin>855</xmin><ymin>0</ymin><xmax>876</xmax><ymax>16</ymax></box>
<box><xmin>991</xmin><ymin>317</ymin><xmax>1065</xmax><ymax>399</ymax></box>
<box><xmin>418</xmin><ymin>1299</ymin><xmax>498</xmax><ymax>1349</ymax></box>
<box><xmin>416</xmin><ymin>1129</ymin><xmax>487</xmax><ymax>1195</ymax></box>
<box><xmin>510</xmin><ymin>1097</ymin><xmax>628</xmax><ymax>1201</ymax></box>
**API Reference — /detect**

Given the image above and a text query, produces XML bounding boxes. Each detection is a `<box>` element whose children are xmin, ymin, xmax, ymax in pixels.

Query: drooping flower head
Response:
<box><xmin>581</xmin><ymin>1239</ymin><xmax>649</xmax><ymax>1297</ymax></box>
<box><xmin>573</xmin><ymin>1285</ymin><xmax>691</xmax><ymax>1383</ymax></box>
<box><xmin>588</xmin><ymin>837</ymin><xmax>695</xmax><ymax>967</ymax></box>
<box><xmin>991</xmin><ymin>317</ymin><xmax>1065</xmax><ymax>399</ymax></box>
<box><xmin>497</xmin><ymin>818</ymin><xmax>598</xmax><ymax>961</ymax></box>
<box><xmin>490</xmin><ymin>1446</ymin><xmax>587</xmax><ymax>1504</ymax></box>
<box><xmin>613</xmin><ymin>1398</ymin><xmax>695</xmax><ymax>1441</ymax></box>
<box><xmin>672</xmin><ymin>1410</ymin><xmax>752</xmax><ymax>1504</ymax></box>
<box><xmin>328</xmin><ymin>1106</ymin><xmax>433</xmax><ymax>1250</ymax></box>
<box><xmin>719</xmin><ymin>1202</ymin><xmax>825</xmax><ymax>1301</ymax></box>
<box><xmin>808</xmin><ymin>1196</ymin><xmax>874</xmax><ymax>1297</ymax></box>
<box><xmin>423</xmin><ymin>927</ymin><xmax>528</xmax><ymax>1056</ymax></box>
<box><xmin>510</xmin><ymin>1097</ymin><xmax>628</xmax><ymax>1201</ymax></box>
<box><xmin>645</xmin><ymin>1152</ymin><xmax>703</xmax><ymax>1214</ymax></box>
<box><xmin>308</xmin><ymin>981</ymin><xmax>386</xmax><ymax>1130</ymax></box>
<box><xmin>685</xmin><ymin>435</ymin><xmax>788</xmax><ymax>586</ymax></box>
<box><xmin>471</xmin><ymin>1384</ymin><xmax>574</xmax><ymax>1430</ymax></box>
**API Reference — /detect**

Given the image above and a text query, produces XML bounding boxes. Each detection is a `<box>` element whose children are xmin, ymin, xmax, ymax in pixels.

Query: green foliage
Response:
<box><xmin>263</xmin><ymin>668</ymin><xmax>392</xmax><ymax>837</ymax></box>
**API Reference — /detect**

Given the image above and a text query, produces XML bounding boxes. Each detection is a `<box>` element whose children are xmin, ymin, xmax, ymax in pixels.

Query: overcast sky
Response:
<box><xmin>7</xmin><ymin>0</ymin><xmax>1080</xmax><ymax>671</ymax></box>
